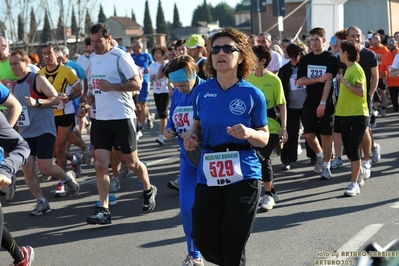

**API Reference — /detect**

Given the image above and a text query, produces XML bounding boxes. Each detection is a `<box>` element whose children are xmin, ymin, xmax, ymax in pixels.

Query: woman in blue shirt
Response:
<box><xmin>183</xmin><ymin>28</ymin><xmax>269</xmax><ymax>266</ymax></box>
<box><xmin>163</xmin><ymin>55</ymin><xmax>206</xmax><ymax>266</ymax></box>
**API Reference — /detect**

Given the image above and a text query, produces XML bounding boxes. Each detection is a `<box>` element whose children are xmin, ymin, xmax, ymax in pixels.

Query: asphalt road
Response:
<box><xmin>1</xmin><ymin>99</ymin><xmax>398</xmax><ymax>266</ymax></box>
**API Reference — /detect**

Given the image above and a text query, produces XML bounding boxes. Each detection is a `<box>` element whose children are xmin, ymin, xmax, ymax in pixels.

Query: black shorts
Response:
<box><xmin>333</xmin><ymin>115</ymin><xmax>342</xmax><ymax>134</ymax></box>
<box><xmin>92</xmin><ymin>118</ymin><xmax>137</xmax><ymax>154</ymax></box>
<box><xmin>377</xmin><ymin>79</ymin><xmax>386</xmax><ymax>90</ymax></box>
<box><xmin>154</xmin><ymin>93</ymin><xmax>170</xmax><ymax>119</ymax></box>
<box><xmin>25</xmin><ymin>133</ymin><xmax>55</xmax><ymax>159</ymax></box>
<box><xmin>54</xmin><ymin>114</ymin><xmax>75</xmax><ymax>128</ymax></box>
<box><xmin>90</xmin><ymin>118</ymin><xmax>96</xmax><ymax>146</ymax></box>
<box><xmin>303</xmin><ymin>104</ymin><xmax>334</xmax><ymax>135</ymax></box>
<box><xmin>133</xmin><ymin>94</ymin><xmax>139</xmax><ymax>105</ymax></box>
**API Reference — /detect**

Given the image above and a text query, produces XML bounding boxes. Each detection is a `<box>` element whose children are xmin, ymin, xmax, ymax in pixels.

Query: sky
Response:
<box><xmin>101</xmin><ymin>0</ymin><xmax>243</xmax><ymax>27</ymax></box>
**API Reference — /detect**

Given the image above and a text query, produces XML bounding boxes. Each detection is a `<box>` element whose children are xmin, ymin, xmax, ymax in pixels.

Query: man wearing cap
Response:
<box><xmin>184</xmin><ymin>34</ymin><xmax>207</xmax><ymax>80</ymax></box>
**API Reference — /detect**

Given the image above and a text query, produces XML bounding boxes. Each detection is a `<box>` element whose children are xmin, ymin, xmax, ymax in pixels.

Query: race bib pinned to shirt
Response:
<box><xmin>91</xmin><ymin>74</ymin><xmax>106</xmax><ymax>95</ymax></box>
<box><xmin>290</xmin><ymin>74</ymin><xmax>306</xmax><ymax>90</ymax></box>
<box><xmin>203</xmin><ymin>151</ymin><xmax>243</xmax><ymax>186</ymax></box>
<box><xmin>53</xmin><ymin>93</ymin><xmax>64</xmax><ymax>110</ymax></box>
<box><xmin>307</xmin><ymin>65</ymin><xmax>327</xmax><ymax>78</ymax></box>
<box><xmin>173</xmin><ymin>105</ymin><xmax>193</xmax><ymax>135</ymax></box>
<box><xmin>17</xmin><ymin>106</ymin><xmax>30</xmax><ymax>127</ymax></box>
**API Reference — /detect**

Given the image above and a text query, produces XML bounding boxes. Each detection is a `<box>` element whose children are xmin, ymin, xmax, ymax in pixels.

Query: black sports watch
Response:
<box><xmin>37</xmin><ymin>98</ymin><xmax>43</xmax><ymax>107</ymax></box>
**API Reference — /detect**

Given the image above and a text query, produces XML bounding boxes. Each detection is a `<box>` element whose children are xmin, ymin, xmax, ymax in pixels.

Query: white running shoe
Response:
<box><xmin>259</xmin><ymin>195</ymin><xmax>276</xmax><ymax>210</ymax></box>
<box><xmin>344</xmin><ymin>182</ymin><xmax>360</xmax><ymax>197</ymax></box>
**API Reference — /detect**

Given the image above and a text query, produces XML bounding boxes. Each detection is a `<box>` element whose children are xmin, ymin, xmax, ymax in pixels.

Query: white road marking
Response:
<box><xmin>327</xmin><ymin>223</ymin><xmax>384</xmax><ymax>259</ymax></box>
<box><xmin>391</xmin><ymin>201</ymin><xmax>399</xmax><ymax>208</ymax></box>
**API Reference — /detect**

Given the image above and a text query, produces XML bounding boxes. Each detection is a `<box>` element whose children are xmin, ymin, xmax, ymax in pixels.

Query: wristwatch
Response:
<box><xmin>320</xmin><ymin>101</ymin><xmax>326</xmax><ymax>105</ymax></box>
<box><xmin>37</xmin><ymin>98</ymin><xmax>43</xmax><ymax>107</ymax></box>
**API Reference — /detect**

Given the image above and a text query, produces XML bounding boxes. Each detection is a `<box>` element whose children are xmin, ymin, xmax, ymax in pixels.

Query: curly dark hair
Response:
<box><xmin>204</xmin><ymin>27</ymin><xmax>258</xmax><ymax>79</ymax></box>
<box><xmin>151</xmin><ymin>45</ymin><xmax>168</xmax><ymax>57</ymax></box>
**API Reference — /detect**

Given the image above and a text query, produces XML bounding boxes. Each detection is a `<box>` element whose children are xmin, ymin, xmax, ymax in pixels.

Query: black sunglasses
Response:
<box><xmin>211</xmin><ymin>45</ymin><xmax>241</xmax><ymax>54</ymax></box>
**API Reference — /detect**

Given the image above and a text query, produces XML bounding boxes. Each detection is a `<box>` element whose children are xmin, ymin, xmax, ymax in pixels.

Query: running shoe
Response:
<box><xmin>143</xmin><ymin>185</ymin><xmax>157</xmax><ymax>213</ymax></box>
<box><xmin>6</xmin><ymin>174</ymin><xmax>17</xmax><ymax>201</ymax></box>
<box><xmin>313</xmin><ymin>157</ymin><xmax>323</xmax><ymax>174</ymax></box>
<box><xmin>86</xmin><ymin>208</ymin><xmax>111</xmax><ymax>225</ymax></box>
<box><xmin>83</xmin><ymin>144</ymin><xmax>92</xmax><ymax>165</ymax></box>
<box><xmin>155</xmin><ymin>134</ymin><xmax>165</xmax><ymax>145</ymax></box>
<box><xmin>64</xmin><ymin>170</ymin><xmax>80</xmax><ymax>197</ymax></box>
<box><xmin>54</xmin><ymin>182</ymin><xmax>67</xmax><ymax>197</ymax></box>
<box><xmin>167</xmin><ymin>177</ymin><xmax>179</xmax><ymax>191</ymax></box>
<box><xmin>371</xmin><ymin>143</ymin><xmax>381</xmax><ymax>163</ymax></box>
<box><xmin>119</xmin><ymin>162</ymin><xmax>129</xmax><ymax>178</ymax></box>
<box><xmin>12</xmin><ymin>246</ymin><xmax>35</xmax><ymax>266</ymax></box>
<box><xmin>259</xmin><ymin>195</ymin><xmax>276</xmax><ymax>210</ymax></box>
<box><xmin>110</xmin><ymin>178</ymin><xmax>121</xmax><ymax>192</ymax></box>
<box><xmin>181</xmin><ymin>255</ymin><xmax>204</xmax><ymax>266</ymax></box>
<box><xmin>320</xmin><ymin>166</ymin><xmax>332</xmax><ymax>180</ymax></box>
<box><xmin>71</xmin><ymin>153</ymin><xmax>83</xmax><ymax>178</ymax></box>
<box><xmin>30</xmin><ymin>200</ymin><xmax>51</xmax><ymax>216</ymax></box>
<box><xmin>330</xmin><ymin>157</ymin><xmax>343</xmax><ymax>169</ymax></box>
<box><xmin>344</xmin><ymin>182</ymin><xmax>360</xmax><ymax>197</ymax></box>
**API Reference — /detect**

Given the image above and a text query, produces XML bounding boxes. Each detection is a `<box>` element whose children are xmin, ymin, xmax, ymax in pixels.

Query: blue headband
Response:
<box><xmin>169</xmin><ymin>68</ymin><xmax>196</xmax><ymax>82</ymax></box>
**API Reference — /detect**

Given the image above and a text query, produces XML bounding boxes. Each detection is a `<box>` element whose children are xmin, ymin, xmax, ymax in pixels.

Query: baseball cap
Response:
<box><xmin>209</xmin><ymin>28</ymin><xmax>222</xmax><ymax>38</ymax></box>
<box><xmin>330</xmin><ymin>36</ymin><xmax>337</xmax><ymax>46</ymax></box>
<box><xmin>184</xmin><ymin>34</ymin><xmax>205</xmax><ymax>49</ymax></box>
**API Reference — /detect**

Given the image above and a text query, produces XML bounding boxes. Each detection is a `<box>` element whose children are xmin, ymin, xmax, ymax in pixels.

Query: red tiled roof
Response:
<box><xmin>110</xmin><ymin>16</ymin><xmax>142</xmax><ymax>28</ymax></box>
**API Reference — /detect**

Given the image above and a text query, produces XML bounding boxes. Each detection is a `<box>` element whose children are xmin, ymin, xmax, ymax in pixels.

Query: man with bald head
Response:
<box><xmin>370</xmin><ymin>34</ymin><xmax>389</xmax><ymax>116</ymax></box>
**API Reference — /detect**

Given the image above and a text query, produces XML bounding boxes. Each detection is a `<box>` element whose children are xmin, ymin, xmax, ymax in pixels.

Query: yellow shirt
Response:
<box><xmin>335</xmin><ymin>62</ymin><xmax>368</xmax><ymax>117</ymax></box>
<box><xmin>246</xmin><ymin>71</ymin><xmax>286</xmax><ymax>134</ymax></box>
<box><xmin>39</xmin><ymin>65</ymin><xmax>79</xmax><ymax>116</ymax></box>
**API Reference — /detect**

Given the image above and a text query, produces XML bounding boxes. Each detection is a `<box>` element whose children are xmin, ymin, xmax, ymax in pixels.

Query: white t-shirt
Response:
<box><xmin>392</xmin><ymin>53</ymin><xmax>399</xmax><ymax>69</ymax></box>
<box><xmin>89</xmin><ymin>47</ymin><xmax>137</xmax><ymax>120</ymax></box>
<box><xmin>28</xmin><ymin>64</ymin><xmax>40</xmax><ymax>73</ymax></box>
<box><xmin>267</xmin><ymin>50</ymin><xmax>283</xmax><ymax>72</ymax></box>
<box><xmin>149</xmin><ymin>61</ymin><xmax>169</xmax><ymax>94</ymax></box>
<box><xmin>76</xmin><ymin>54</ymin><xmax>90</xmax><ymax>72</ymax></box>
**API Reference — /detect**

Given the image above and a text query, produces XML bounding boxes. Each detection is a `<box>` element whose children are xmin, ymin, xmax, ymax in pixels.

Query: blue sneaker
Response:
<box><xmin>95</xmin><ymin>193</ymin><xmax>117</xmax><ymax>207</ymax></box>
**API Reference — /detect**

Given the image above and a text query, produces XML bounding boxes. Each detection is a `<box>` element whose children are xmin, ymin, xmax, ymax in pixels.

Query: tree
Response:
<box><xmin>211</xmin><ymin>3</ymin><xmax>235</xmax><ymax>27</ymax></box>
<box><xmin>131</xmin><ymin>9</ymin><xmax>136</xmax><ymax>21</ymax></box>
<box><xmin>29</xmin><ymin>7</ymin><xmax>39</xmax><ymax>42</ymax></box>
<box><xmin>17</xmin><ymin>14</ymin><xmax>24</xmax><ymax>41</ymax></box>
<box><xmin>202</xmin><ymin>0</ymin><xmax>213</xmax><ymax>22</ymax></box>
<box><xmin>191</xmin><ymin>0</ymin><xmax>213</xmax><ymax>26</ymax></box>
<box><xmin>85</xmin><ymin>8</ymin><xmax>93</xmax><ymax>36</ymax></box>
<box><xmin>114</xmin><ymin>5</ymin><xmax>117</xmax><ymax>16</ymax></box>
<box><xmin>143</xmin><ymin>0</ymin><xmax>154</xmax><ymax>48</ymax></box>
<box><xmin>41</xmin><ymin>11</ymin><xmax>52</xmax><ymax>43</ymax></box>
<box><xmin>98</xmin><ymin>4</ymin><xmax>107</xmax><ymax>23</ymax></box>
<box><xmin>172</xmin><ymin>3</ymin><xmax>182</xmax><ymax>29</ymax></box>
<box><xmin>156</xmin><ymin>0</ymin><xmax>168</xmax><ymax>35</ymax></box>
<box><xmin>56</xmin><ymin>13</ymin><xmax>64</xmax><ymax>41</ymax></box>
<box><xmin>0</xmin><ymin>20</ymin><xmax>6</xmax><ymax>34</ymax></box>
<box><xmin>71</xmin><ymin>6</ymin><xmax>78</xmax><ymax>37</ymax></box>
